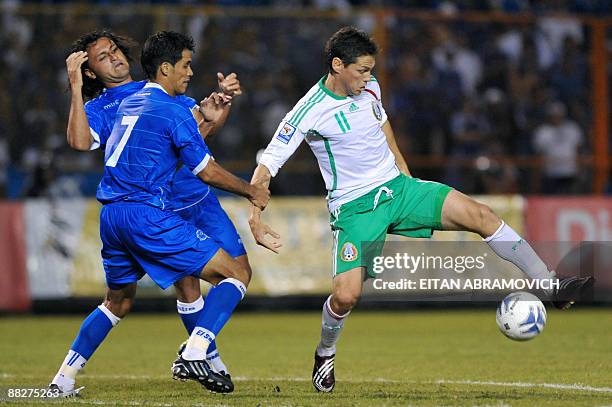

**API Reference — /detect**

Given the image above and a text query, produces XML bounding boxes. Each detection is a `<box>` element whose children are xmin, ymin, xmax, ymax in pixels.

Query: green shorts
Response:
<box><xmin>330</xmin><ymin>174</ymin><xmax>452</xmax><ymax>277</ymax></box>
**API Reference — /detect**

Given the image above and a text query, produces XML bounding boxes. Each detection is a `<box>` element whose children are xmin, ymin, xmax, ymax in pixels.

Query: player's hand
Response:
<box><xmin>249</xmin><ymin>217</ymin><xmax>282</xmax><ymax>254</ymax></box>
<box><xmin>199</xmin><ymin>92</ymin><xmax>231</xmax><ymax>123</ymax></box>
<box><xmin>248</xmin><ymin>180</ymin><xmax>270</xmax><ymax>210</ymax></box>
<box><xmin>218</xmin><ymin>72</ymin><xmax>242</xmax><ymax>97</ymax></box>
<box><xmin>66</xmin><ymin>51</ymin><xmax>88</xmax><ymax>91</ymax></box>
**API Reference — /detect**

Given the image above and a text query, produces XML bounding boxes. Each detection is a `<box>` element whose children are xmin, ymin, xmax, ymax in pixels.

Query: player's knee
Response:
<box><xmin>242</xmin><ymin>262</ymin><xmax>253</xmax><ymax>285</ymax></box>
<box><xmin>332</xmin><ymin>291</ymin><xmax>359</xmax><ymax>313</ymax></box>
<box><xmin>476</xmin><ymin>204</ymin><xmax>501</xmax><ymax>236</ymax></box>
<box><xmin>103</xmin><ymin>297</ymin><xmax>133</xmax><ymax>318</ymax></box>
<box><xmin>229</xmin><ymin>262</ymin><xmax>250</xmax><ymax>287</ymax></box>
<box><xmin>469</xmin><ymin>203</ymin><xmax>499</xmax><ymax>236</ymax></box>
<box><xmin>174</xmin><ymin>277</ymin><xmax>201</xmax><ymax>303</ymax></box>
<box><xmin>235</xmin><ymin>255</ymin><xmax>253</xmax><ymax>285</ymax></box>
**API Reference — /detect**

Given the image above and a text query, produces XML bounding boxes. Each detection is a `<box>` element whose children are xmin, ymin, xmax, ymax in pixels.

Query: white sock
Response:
<box><xmin>206</xmin><ymin>349</ymin><xmax>229</xmax><ymax>374</ymax></box>
<box><xmin>51</xmin><ymin>350</ymin><xmax>87</xmax><ymax>391</ymax></box>
<box><xmin>182</xmin><ymin>327</ymin><xmax>215</xmax><ymax>361</ymax></box>
<box><xmin>316</xmin><ymin>295</ymin><xmax>350</xmax><ymax>357</ymax></box>
<box><xmin>485</xmin><ymin>221</ymin><xmax>557</xmax><ymax>295</ymax></box>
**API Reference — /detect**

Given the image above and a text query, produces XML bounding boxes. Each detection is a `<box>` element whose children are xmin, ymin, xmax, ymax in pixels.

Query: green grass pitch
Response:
<box><xmin>1</xmin><ymin>309</ymin><xmax>611</xmax><ymax>406</ymax></box>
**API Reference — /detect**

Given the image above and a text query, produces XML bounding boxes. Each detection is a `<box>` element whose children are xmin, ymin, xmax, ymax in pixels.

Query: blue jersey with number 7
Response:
<box><xmin>96</xmin><ymin>82</ymin><xmax>212</xmax><ymax>210</ymax></box>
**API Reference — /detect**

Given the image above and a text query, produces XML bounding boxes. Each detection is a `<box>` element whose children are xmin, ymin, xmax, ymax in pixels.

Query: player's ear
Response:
<box><xmin>160</xmin><ymin>62</ymin><xmax>172</xmax><ymax>77</ymax></box>
<box><xmin>83</xmin><ymin>68</ymin><xmax>96</xmax><ymax>80</ymax></box>
<box><xmin>331</xmin><ymin>57</ymin><xmax>344</xmax><ymax>75</ymax></box>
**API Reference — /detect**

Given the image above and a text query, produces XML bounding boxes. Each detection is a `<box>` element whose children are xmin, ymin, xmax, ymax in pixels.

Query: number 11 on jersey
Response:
<box><xmin>106</xmin><ymin>115</ymin><xmax>139</xmax><ymax>167</ymax></box>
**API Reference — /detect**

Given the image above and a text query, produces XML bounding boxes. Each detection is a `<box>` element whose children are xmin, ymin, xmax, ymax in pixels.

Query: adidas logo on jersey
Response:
<box><xmin>349</xmin><ymin>103</ymin><xmax>359</xmax><ymax>112</ymax></box>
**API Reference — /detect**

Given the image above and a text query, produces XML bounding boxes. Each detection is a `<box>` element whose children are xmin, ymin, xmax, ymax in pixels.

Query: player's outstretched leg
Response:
<box><xmin>49</xmin><ymin>284</ymin><xmax>135</xmax><ymax>396</ymax></box>
<box><xmin>173</xmin><ymin>250</ymin><xmax>248</xmax><ymax>393</ymax></box>
<box><xmin>441</xmin><ymin>190</ymin><xmax>593</xmax><ymax>309</ymax></box>
<box><xmin>312</xmin><ymin>268</ymin><xmax>361</xmax><ymax>393</ymax></box>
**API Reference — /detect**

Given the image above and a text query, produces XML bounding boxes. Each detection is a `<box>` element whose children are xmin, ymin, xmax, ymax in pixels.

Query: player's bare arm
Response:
<box><xmin>248</xmin><ymin>164</ymin><xmax>282</xmax><ymax>253</ymax></box>
<box><xmin>197</xmin><ymin>160</ymin><xmax>270</xmax><ymax>210</ymax></box>
<box><xmin>382</xmin><ymin>121</ymin><xmax>411</xmax><ymax>176</ymax></box>
<box><xmin>66</xmin><ymin>51</ymin><xmax>94</xmax><ymax>151</ymax></box>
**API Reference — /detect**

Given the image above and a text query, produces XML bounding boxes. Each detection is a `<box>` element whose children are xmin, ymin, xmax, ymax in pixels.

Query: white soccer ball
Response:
<box><xmin>496</xmin><ymin>291</ymin><xmax>547</xmax><ymax>341</ymax></box>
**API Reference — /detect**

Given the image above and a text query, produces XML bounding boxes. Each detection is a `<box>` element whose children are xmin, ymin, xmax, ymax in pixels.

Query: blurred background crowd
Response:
<box><xmin>1</xmin><ymin>0</ymin><xmax>611</xmax><ymax>199</ymax></box>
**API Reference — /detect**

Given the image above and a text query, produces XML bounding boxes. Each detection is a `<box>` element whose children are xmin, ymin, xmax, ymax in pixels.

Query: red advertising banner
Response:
<box><xmin>0</xmin><ymin>202</ymin><xmax>30</xmax><ymax>311</ymax></box>
<box><xmin>525</xmin><ymin>197</ymin><xmax>612</xmax><ymax>294</ymax></box>
<box><xmin>525</xmin><ymin>197</ymin><xmax>612</xmax><ymax>241</ymax></box>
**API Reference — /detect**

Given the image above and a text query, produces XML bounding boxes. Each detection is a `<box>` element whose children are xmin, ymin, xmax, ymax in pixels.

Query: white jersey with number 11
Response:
<box><xmin>259</xmin><ymin>76</ymin><xmax>400</xmax><ymax>212</ymax></box>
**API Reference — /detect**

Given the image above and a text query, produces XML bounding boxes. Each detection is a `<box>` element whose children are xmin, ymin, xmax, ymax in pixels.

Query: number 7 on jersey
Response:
<box><xmin>106</xmin><ymin>115</ymin><xmax>139</xmax><ymax>167</ymax></box>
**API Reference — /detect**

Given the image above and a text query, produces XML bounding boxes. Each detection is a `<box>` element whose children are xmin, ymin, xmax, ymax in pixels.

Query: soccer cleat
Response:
<box><xmin>173</xmin><ymin>340</ymin><xmax>234</xmax><ymax>389</ymax></box>
<box><xmin>312</xmin><ymin>352</ymin><xmax>335</xmax><ymax>392</ymax></box>
<box><xmin>46</xmin><ymin>383</ymin><xmax>84</xmax><ymax>398</ymax></box>
<box><xmin>171</xmin><ymin>355</ymin><xmax>234</xmax><ymax>393</ymax></box>
<box><xmin>552</xmin><ymin>276</ymin><xmax>595</xmax><ymax>310</ymax></box>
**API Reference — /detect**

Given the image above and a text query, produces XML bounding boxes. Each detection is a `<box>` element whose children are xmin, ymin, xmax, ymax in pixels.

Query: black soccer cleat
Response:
<box><xmin>46</xmin><ymin>383</ymin><xmax>84</xmax><ymax>398</ymax></box>
<box><xmin>171</xmin><ymin>355</ymin><xmax>234</xmax><ymax>393</ymax></box>
<box><xmin>173</xmin><ymin>340</ymin><xmax>234</xmax><ymax>391</ymax></box>
<box><xmin>552</xmin><ymin>276</ymin><xmax>595</xmax><ymax>310</ymax></box>
<box><xmin>312</xmin><ymin>352</ymin><xmax>335</xmax><ymax>393</ymax></box>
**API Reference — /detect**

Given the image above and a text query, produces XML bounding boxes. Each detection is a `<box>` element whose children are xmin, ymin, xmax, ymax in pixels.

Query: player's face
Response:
<box><xmin>168</xmin><ymin>50</ymin><xmax>193</xmax><ymax>95</ymax></box>
<box><xmin>340</xmin><ymin>54</ymin><xmax>375</xmax><ymax>96</ymax></box>
<box><xmin>85</xmin><ymin>37</ymin><xmax>130</xmax><ymax>85</ymax></box>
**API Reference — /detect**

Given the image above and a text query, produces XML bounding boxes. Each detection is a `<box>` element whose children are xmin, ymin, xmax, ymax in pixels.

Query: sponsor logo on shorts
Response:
<box><xmin>371</xmin><ymin>101</ymin><xmax>382</xmax><ymax>121</ymax></box>
<box><xmin>196</xmin><ymin>229</ymin><xmax>209</xmax><ymax>241</ymax></box>
<box><xmin>340</xmin><ymin>242</ymin><xmax>358</xmax><ymax>262</ymax></box>
<box><xmin>277</xmin><ymin>122</ymin><xmax>296</xmax><ymax>144</ymax></box>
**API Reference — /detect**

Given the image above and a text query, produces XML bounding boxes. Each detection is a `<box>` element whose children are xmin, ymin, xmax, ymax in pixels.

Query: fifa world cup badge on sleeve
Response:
<box><xmin>277</xmin><ymin>122</ymin><xmax>296</xmax><ymax>144</ymax></box>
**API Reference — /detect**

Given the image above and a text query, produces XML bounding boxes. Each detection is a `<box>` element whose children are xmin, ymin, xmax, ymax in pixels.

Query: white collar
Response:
<box><xmin>144</xmin><ymin>82</ymin><xmax>169</xmax><ymax>95</ymax></box>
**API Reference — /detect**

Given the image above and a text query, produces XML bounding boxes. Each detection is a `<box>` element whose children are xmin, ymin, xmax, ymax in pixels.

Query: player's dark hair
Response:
<box><xmin>325</xmin><ymin>26</ymin><xmax>378</xmax><ymax>74</ymax></box>
<box><xmin>68</xmin><ymin>29</ymin><xmax>137</xmax><ymax>99</ymax></box>
<box><xmin>141</xmin><ymin>31</ymin><xmax>195</xmax><ymax>80</ymax></box>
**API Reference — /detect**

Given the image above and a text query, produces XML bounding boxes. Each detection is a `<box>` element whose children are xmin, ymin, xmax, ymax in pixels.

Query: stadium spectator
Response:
<box><xmin>533</xmin><ymin>101</ymin><xmax>583</xmax><ymax>194</ymax></box>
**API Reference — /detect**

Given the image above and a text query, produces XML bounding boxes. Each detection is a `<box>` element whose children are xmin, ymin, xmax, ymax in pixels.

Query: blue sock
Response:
<box><xmin>176</xmin><ymin>290</ymin><xmax>218</xmax><ymax>354</ymax></box>
<box><xmin>52</xmin><ymin>305</ymin><xmax>120</xmax><ymax>389</ymax></box>
<box><xmin>71</xmin><ymin>305</ymin><xmax>120</xmax><ymax>359</ymax></box>
<box><xmin>182</xmin><ymin>278</ymin><xmax>245</xmax><ymax>360</ymax></box>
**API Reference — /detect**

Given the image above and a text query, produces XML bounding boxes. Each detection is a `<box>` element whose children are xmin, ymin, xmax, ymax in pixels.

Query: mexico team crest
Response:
<box><xmin>341</xmin><ymin>242</ymin><xmax>359</xmax><ymax>262</ymax></box>
<box><xmin>371</xmin><ymin>101</ymin><xmax>382</xmax><ymax>121</ymax></box>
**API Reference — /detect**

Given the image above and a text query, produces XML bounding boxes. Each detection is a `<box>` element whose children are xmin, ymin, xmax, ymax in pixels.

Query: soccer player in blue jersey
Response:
<box><xmin>48</xmin><ymin>31</ymin><xmax>266</xmax><ymax>396</ymax></box>
<box><xmin>50</xmin><ymin>31</ymin><xmax>246</xmax><ymax>394</ymax></box>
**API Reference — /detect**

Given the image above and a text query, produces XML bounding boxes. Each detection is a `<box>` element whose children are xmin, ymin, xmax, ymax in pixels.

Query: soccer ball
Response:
<box><xmin>496</xmin><ymin>292</ymin><xmax>547</xmax><ymax>341</ymax></box>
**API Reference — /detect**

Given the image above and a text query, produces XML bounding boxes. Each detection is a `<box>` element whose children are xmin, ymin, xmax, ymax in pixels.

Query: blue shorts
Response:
<box><xmin>174</xmin><ymin>191</ymin><xmax>246</xmax><ymax>258</ymax></box>
<box><xmin>100</xmin><ymin>202</ymin><xmax>220</xmax><ymax>290</ymax></box>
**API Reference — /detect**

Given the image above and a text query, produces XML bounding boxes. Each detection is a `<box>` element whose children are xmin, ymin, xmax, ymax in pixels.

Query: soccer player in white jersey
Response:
<box><xmin>248</xmin><ymin>27</ymin><xmax>594</xmax><ymax>392</ymax></box>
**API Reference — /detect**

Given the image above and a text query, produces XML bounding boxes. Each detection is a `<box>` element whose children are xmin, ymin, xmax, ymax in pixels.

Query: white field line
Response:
<box><xmin>2</xmin><ymin>374</ymin><xmax>612</xmax><ymax>394</ymax></box>
<box><xmin>436</xmin><ymin>379</ymin><xmax>612</xmax><ymax>394</ymax></box>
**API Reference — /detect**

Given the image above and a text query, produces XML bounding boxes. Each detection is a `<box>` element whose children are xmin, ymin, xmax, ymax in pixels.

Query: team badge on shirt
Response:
<box><xmin>277</xmin><ymin>122</ymin><xmax>296</xmax><ymax>144</ymax></box>
<box><xmin>196</xmin><ymin>229</ymin><xmax>209</xmax><ymax>241</ymax></box>
<box><xmin>341</xmin><ymin>242</ymin><xmax>359</xmax><ymax>262</ymax></box>
<box><xmin>371</xmin><ymin>101</ymin><xmax>382</xmax><ymax>121</ymax></box>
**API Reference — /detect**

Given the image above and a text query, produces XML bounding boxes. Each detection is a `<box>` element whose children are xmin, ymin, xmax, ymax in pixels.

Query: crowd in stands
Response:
<box><xmin>0</xmin><ymin>0</ymin><xmax>608</xmax><ymax>198</ymax></box>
